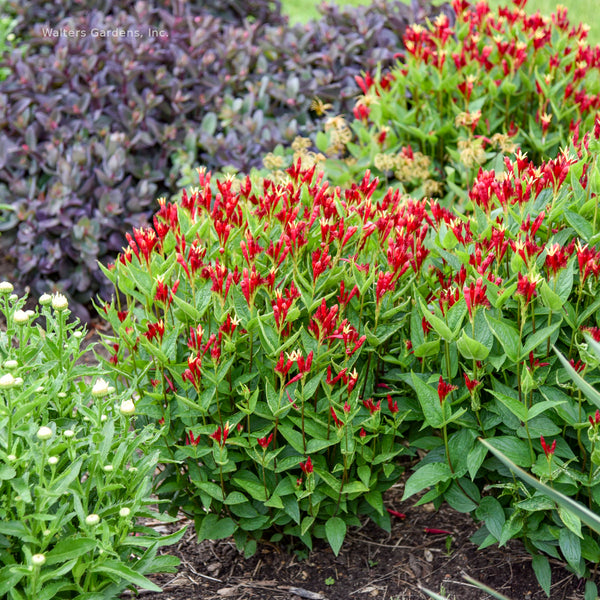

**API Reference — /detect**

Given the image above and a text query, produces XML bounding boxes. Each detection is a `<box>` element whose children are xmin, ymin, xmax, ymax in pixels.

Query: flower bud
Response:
<box><xmin>36</xmin><ymin>426</ymin><xmax>53</xmax><ymax>440</ymax></box>
<box><xmin>9</xmin><ymin>294</ymin><xmax>17</xmax><ymax>302</ymax></box>
<box><xmin>0</xmin><ymin>373</ymin><xmax>15</xmax><ymax>389</ymax></box>
<box><xmin>73</xmin><ymin>331</ymin><xmax>83</xmax><ymax>339</ymax></box>
<box><xmin>7</xmin><ymin>454</ymin><xmax>16</xmax><ymax>461</ymax></box>
<box><xmin>100</xmin><ymin>414</ymin><xmax>107</xmax><ymax>422</ymax></box>
<box><xmin>85</xmin><ymin>514</ymin><xmax>100</xmax><ymax>526</ymax></box>
<box><xmin>57</xmin><ymin>392</ymin><xmax>67</xmax><ymax>398</ymax></box>
<box><xmin>119</xmin><ymin>507</ymin><xmax>131</xmax><ymax>517</ymax></box>
<box><xmin>13</xmin><ymin>310</ymin><xmax>29</xmax><ymax>324</ymax></box>
<box><xmin>119</xmin><ymin>399</ymin><xmax>136</xmax><ymax>416</ymax></box>
<box><xmin>39</xmin><ymin>293</ymin><xmax>51</xmax><ymax>306</ymax></box>
<box><xmin>103</xmin><ymin>464</ymin><xmax>113</xmax><ymax>472</ymax></box>
<box><xmin>0</xmin><ymin>281</ymin><xmax>14</xmax><ymax>294</ymax></box>
<box><xmin>51</xmin><ymin>293</ymin><xmax>68</xmax><ymax>311</ymax></box>
<box><xmin>92</xmin><ymin>378</ymin><xmax>110</xmax><ymax>397</ymax></box>
<box><xmin>31</xmin><ymin>554</ymin><xmax>46</xmax><ymax>567</ymax></box>
<box><xmin>63</xmin><ymin>429</ymin><xmax>75</xmax><ymax>438</ymax></box>
<box><xmin>13</xmin><ymin>377</ymin><xmax>23</xmax><ymax>387</ymax></box>
<box><xmin>48</xmin><ymin>456</ymin><xmax>58</xmax><ymax>465</ymax></box>
<box><xmin>26</xmin><ymin>310</ymin><xmax>35</xmax><ymax>319</ymax></box>
<box><xmin>3</xmin><ymin>360</ymin><xmax>18</xmax><ymax>370</ymax></box>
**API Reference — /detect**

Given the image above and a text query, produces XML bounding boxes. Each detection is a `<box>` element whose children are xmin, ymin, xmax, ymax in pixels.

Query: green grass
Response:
<box><xmin>280</xmin><ymin>0</ymin><xmax>600</xmax><ymax>46</ymax></box>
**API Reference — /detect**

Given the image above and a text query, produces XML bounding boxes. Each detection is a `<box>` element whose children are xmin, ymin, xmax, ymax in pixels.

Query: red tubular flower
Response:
<box><xmin>589</xmin><ymin>410</ymin><xmax>600</xmax><ymax>427</ymax></box>
<box><xmin>463</xmin><ymin>373</ymin><xmax>480</xmax><ymax>394</ymax></box>
<box><xmin>210</xmin><ymin>423</ymin><xmax>230</xmax><ymax>447</ymax></box>
<box><xmin>569</xmin><ymin>358</ymin><xmax>585</xmax><ymax>373</ymax></box>
<box><xmin>257</xmin><ymin>433</ymin><xmax>274</xmax><ymax>449</ymax></box>
<box><xmin>186</xmin><ymin>430</ymin><xmax>200</xmax><ymax>446</ymax></box>
<box><xmin>182</xmin><ymin>354</ymin><xmax>202</xmax><ymax>389</ymax></box>
<box><xmin>387</xmin><ymin>394</ymin><xmax>399</xmax><ymax>414</ymax></box>
<box><xmin>582</xmin><ymin>326</ymin><xmax>600</xmax><ymax>342</ymax></box>
<box><xmin>515</xmin><ymin>273</ymin><xmax>540</xmax><ymax>305</ymax></box>
<box><xmin>299</xmin><ymin>456</ymin><xmax>313</xmax><ymax>474</ymax></box>
<box><xmin>363</xmin><ymin>398</ymin><xmax>381</xmax><ymax>415</ymax></box>
<box><xmin>540</xmin><ymin>435</ymin><xmax>556</xmax><ymax>459</ymax></box>
<box><xmin>424</xmin><ymin>528</ymin><xmax>452</xmax><ymax>535</ymax></box>
<box><xmin>347</xmin><ymin>368</ymin><xmax>359</xmax><ymax>393</ymax></box>
<box><xmin>463</xmin><ymin>277</ymin><xmax>490</xmax><ymax>318</ymax></box>
<box><xmin>438</xmin><ymin>376</ymin><xmax>458</xmax><ymax>404</ymax></box>
<box><xmin>359</xmin><ymin>427</ymin><xmax>367</xmax><ymax>438</ymax></box>
<box><xmin>144</xmin><ymin>320</ymin><xmax>165</xmax><ymax>342</ymax></box>
<box><xmin>387</xmin><ymin>508</ymin><xmax>406</xmax><ymax>519</ymax></box>
<box><xmin>528</xmin><ymin>352</ymin><xmax>550</xmax><ymax>370</ymax></box>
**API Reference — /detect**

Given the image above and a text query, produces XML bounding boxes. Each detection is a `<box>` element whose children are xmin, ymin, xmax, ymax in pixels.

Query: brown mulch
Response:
<box><xmin>126</xmin><ymin>483</ymin><xmax>590</xmax><ymax>600</ymax></box>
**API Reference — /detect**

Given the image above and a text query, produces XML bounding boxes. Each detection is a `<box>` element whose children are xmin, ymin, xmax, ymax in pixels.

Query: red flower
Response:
<box><xmin>463</xmin><ymin>277</ymin><xmax>490</xmax><ymax>318</ymax></box>
<box><xmin>299</xmin><ymin>456</ymin><xmax>313</xmax><ymax>474</ymax></box>
<box><xmin>515</xmin><ymin>273</ymin><xmax>540</xmax><ymax>305</ymax></box>
<box><xmin>589</xmin><ymin>410</ymin><xmax>600</xmax><ymax>427</ymax></box>
<box><xmin>186</xmin><ymin>430</ymin><xmax>200</xmax><ymax>446</ymax></box>
<box><xmin>257</xmin><ymin>433</ymin><xmax>274</xmax><ymax>449</ymax></box>
<box><xmin>363</xmin><ymin>398</ymin><xmax>381</xmax><ymax>415</ymax></box>
<box><xmin>583</xmin><ymin>326</ymin><xmax>600</xmax><ymax>342</ymax></box>
<box><xmin>528</xmin><ymin>352</ymin><xmax>550</xmax><ymax>370</ymax></box>
<box><xmin>463</xmin><ymin>373</ymin><xmax>480</xmax><ymax>394</ymax></box>
<box><xmin>210</xmin><ymin>423</ymin><xmax>230</xmax><ymax>447</ymax></box>
<box><xmin>387</xmin><ymin>508</ymin><xmax>406</xmax><ymax>519</ymax></box>
<box><xmin>569</xmin><ymin>358</ymin><xmax>585</xmax><ymax>373</ymax></box>
<box><xmin>359</xmin><ymin>427</ymin><xmax>367</xmax><ymax>438</ymax></box>
<box><xmin>540</xmin><ymin>435</ymin><xmax>556</xmax><ymax>459</ymax></box>
<box><xmin>438</xmin><ymin>376</ymin><xmax>458</xmax><ymax>404</ymax></box>
<box><xmin>387</xmin><ymin>394</ymin><xmax>399</xmax><ymax>414</ymax></box>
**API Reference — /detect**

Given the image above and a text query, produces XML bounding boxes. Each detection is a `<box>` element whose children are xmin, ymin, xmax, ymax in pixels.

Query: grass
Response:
<box><xmin>280</xmin><ymin>0</ymin><xmax>600</xmax><ymax>46</ymax></box>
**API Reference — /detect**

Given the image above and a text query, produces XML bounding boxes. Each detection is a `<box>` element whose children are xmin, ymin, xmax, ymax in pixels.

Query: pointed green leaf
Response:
<box><xmin>325</xmin><ymin>516</ymin><xmax>346</xmax><ymax>556</ymax></box>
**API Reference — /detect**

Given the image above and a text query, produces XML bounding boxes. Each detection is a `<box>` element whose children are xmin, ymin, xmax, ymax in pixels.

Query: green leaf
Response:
<box><xmin>402</xmin><ymin>463</ymin><xmax>453</xmax><ymax>500</ymax></box>
<box><xmin>467</xmin><ymin>443</ymin><xmax>488</xmax><ymax>480</ymax></box>
<box><xmin>456</xmin><ymin>331</ymin><xmax>490</xmax><ymax>360</ymax></box>
<box><xmin>475</xmin><ymin>496</ymin><xmax>505</xmax><ymax>540</ymax></box>
<box><xmin>485</xmin><ymin>436</ymin><xmax>532</xmax><ymax>468</ymax></box>
<box><xmin>558</xmin><ymin>505</ymin><xmax>583</xmax><ymax>538</ymax></box>
<box><xmin>559</xmin><ymin>527</ymin><xmax>582</xmax><ymax>571</ymax></box>
<box><xmin>92</xmin><ymin>559</ymin><xmax>162</xmax><ymax>592</ymax></box>
<box><xmin>325</xmin><ymin>516</ymin><xmax>346</xmax><ymax>556</ymax></box>
<box><xmin>565</xmin><ymin>210</ymin><xmax>593</xmax><ymax>241</ymax></box>
<box><xmin>413</xmin><ymin>340</ymin><xmax>440</xmax><ymax>358</ymax></box>
<box><xmin>410</xmin><ymin>372</ymin><xmax>443</xmax><ymax>428</ymax></box>
<box><xmin>531</xmin><ymin>555</ymin><xmax>551</xmax><ymax>597</ymax></box>
<box><xmin>197</xmin><ymin>514</ymin><xmax>236</xmax><ymax>541</ymax></box>
<box><xmin>539</xmin><ymin>280</ymin><xmax>563</xmax><ymax>311</ymax></box>
<box><xmin>171</xmin><ymin>293</ymin><xmax>201</xmax><ymax>321</ymax></box>
<box><xmin>46</xmin><ymin>537</ymin><xmax>97</xmax><ymax>565</ymax></box>
<box><xmin>419</xmin><ymin>298</ymin><xmax>454</xmax><ymax>340</ymax></box>
<box><xmin>490</xmin><ymin>390</ymin><xmax>528</xmax><ymax>422</ymax></box>
<box><xmin>484</xmin><ymin>314</ymin><xmax>520</xmax><ymax>363</ymax></box>
<box><xmin>521</xmin><ymin>322</ymin><xmax>560</xmax><ymax>359</ymax></box>
<box><xmin>555</xmin><ymin>262</ymin><xmax>574</xmax><ymax>302</ymax></box>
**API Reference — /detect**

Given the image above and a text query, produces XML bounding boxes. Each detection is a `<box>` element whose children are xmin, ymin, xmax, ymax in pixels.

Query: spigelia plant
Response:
<box><xmin>390</xmin><ymin>122</ymin><xmax>600</xmax><ymax>592</ymax></box>
<box><xmin>299</xmin><ymin>0</ymin><xmax>600</xmax><ymax>201</ymax></box>
<box><xmin>0</xmin><ymin>285</ymin><xmax>183</xmax><ymax>599</ymax></box>
<box><xmin>96</xmin><ymin>159</ymin><xmax>449</xmax><ymax>556</ymax></box>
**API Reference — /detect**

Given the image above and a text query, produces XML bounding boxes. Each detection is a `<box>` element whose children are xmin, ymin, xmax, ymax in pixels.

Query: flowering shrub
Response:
<box><xmin>282</xmin><ymin>0</ymin><xmax>600</xmax><ymax>201</ymax></box>
<box><xmin>98</xmin><ymin>163</ymin><xmax>437</xmax><ymax>556</ymax></box>
<box><xmin>393</xmin><ymin>125</ymin><xmax>600</xmax><ymax>590</ymax></box>
<box><xmin>0</xmin><ymin>285</ymin><xmax>183</xmax><ymax>599</ymax></box>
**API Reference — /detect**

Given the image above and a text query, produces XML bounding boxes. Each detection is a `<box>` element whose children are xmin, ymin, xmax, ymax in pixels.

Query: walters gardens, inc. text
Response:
<box><xmin>41</xmin><ymin>27</ymin><xmax>168</xmax><ymax>39</ymax></box>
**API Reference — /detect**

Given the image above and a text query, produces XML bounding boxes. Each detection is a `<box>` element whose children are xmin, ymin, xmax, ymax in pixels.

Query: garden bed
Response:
<box><xmin>129</xmin><ymin>485</ymin><xmax>587</xmax><ymax>600</ymax></box>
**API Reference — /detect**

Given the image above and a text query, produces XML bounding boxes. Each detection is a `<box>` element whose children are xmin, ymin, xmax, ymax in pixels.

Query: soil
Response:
<box><xmin>124</xmin><ymin>482</ymin><xmax>591</xmax><ymax>600</ymax></box>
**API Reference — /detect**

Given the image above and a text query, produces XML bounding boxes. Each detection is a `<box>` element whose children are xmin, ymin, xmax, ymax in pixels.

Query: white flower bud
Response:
<box><xmin>73</xmin><ymin>331</ymin><xmax>83</xmax><ymax>339</ymax></box>
<box><xmin>107</xmin><ymin>386</ymin><xmax>116</xmax><ymax>394</ymax></box>
<box><xmin>36</xmin><ymin>426</ymin><xmax>53</xmax><ymax>441</ymax></box>
<box><xmin>31</xmin><ymin>554</ymin><xmax>46</xmax><ymax>566</ymax></box>
<box><xmin>7</xmin><ymin>454</ymin><xmax>16</xmax><ymax>461</ymax></box>
<box><xmin>36</xmin><ymin>386</ymin><xmax>44</xmax><ymax>392</ymax></box>
<box><xmin>85</xmin><ymin>514</ymin><xmax>100</xmax><ymax>526</ymax></box>
<box><xmin>51</xmin><ymin>293</ymin><xmax>68</xmax><ymax>311</ymax></box>
<box><xmin>0</xmin><ymin>373</ymin><xmax>15</xmax><ymax>389</ymax></box>
<box><xmin>119</xmin><ymin>507</ymin><xmax>131</xmax><ymax>517</ymax></box>
<box><xmin>13</xmin><ymin>377</ymin><xmax>23</xmax><ymax>387</ymax></box>
<box><xmin>119</xmin><ymin>399</ymin><xmax>135</xmax><ymax>416</ymax></box>
<box><xmin>9</xmin><ymin>294</ymin><xmax>17</xmax><ymax>302</ymax></box>
<box><xmin>43</xmin><ymin>529</ymin><xmax>51</xmax><ymax>537</ymax></box>
<box><xmin>63</xmin><ymin>430</ymin><xmax>75</xmax><ymax>438</ymax></box>
<box><xmin>39</xmin><ymin>293</ymin><xmax>52</xmax><ymax>305</ymax></box>
<box><xmin>127</xmin><ymin>466</ymin><xmax>137</xmax><ymax>472</ymax></box>
<box><xmin>48</xmin><ymin>456</ymin><xmax>58</xmax><ymax>465</ymax></box>
<box><xmin>26</xmin><ymin>310</ymin><xmax>35</xmax><ymax>318</ymax></box>
<box><xmin>57</xmin><ymin>392</ymin><xmax>67</xmax><ymax>398</ymax></box>
<box><xmin>13</xmin><ymin>310</ymin><xmax>29</xmax><ymax>324</ymax></box>
<box><xmin>100</xmin><ymin>414</ymin><xmax>107</xmax><ymax>422</ymax></box>
<box><xmin>4</xmin><ymin>360</ymin><xmax>18</xmax><ymax>370</ymax></box>
<box><xmin>92</xmin><ymin>378</ymin><xmax>110</xmax><ymax>397</ymax></box>
<box><xmin>103</xmin><ymin>464</ymin><xmax>113</xmax><ymax>472</ymax></box>
<box><xmin>0</xmin><ymin>281</ymin><xmax>13</xmax><ymax>294</ymax></box>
